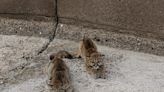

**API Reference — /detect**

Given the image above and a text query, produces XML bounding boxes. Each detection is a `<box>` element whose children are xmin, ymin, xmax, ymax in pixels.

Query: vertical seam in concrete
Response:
<box><xmin>37</xmin><ymin>0</ymin><xmax>59</xmax><ymax>55</ymax></box>
<box><xmin>50</xmin><ymin>0</ymin><xmax>59</xmax><ymax>41</ymax></box>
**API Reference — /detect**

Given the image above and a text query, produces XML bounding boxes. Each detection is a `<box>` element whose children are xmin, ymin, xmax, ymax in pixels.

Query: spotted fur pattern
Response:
<box><xmin>46</xmin><ymin>52</ymin><xmax>73</xmax><ymax>92</ymax></box>
<box><xmin>77</xmin><ymin>37</ymin><xmax>105</xmax><ymax>79</ymax></box>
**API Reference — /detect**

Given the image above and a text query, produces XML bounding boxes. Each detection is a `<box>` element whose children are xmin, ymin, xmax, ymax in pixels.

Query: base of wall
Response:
<box><xmin>0</xmin><ymin>16</ymin><xmax>163</xmax><ymax>56</ymax></box>
<box><xmin>0</xmin><ymin>15</ymin><xmax>56</xmax><ymax>39</ymax></box>
<box><xmin>56</xmin><ymin>23</ymin><xmax>164</xmax><ymax>56</ymax></box>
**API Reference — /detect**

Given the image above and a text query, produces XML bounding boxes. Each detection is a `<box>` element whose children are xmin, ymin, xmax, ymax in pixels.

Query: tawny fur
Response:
<box><xmin>50</xmin><ymin>50</ymin><xmax>73</xmax><ymax>60</ymax></box>
<box><xmin>46</xmin><ymin>52</ymin><xmax>73</xmax><ymax>92</ymax></box>
<box><xmin>77</xmin><ymin>37</ymin><xmax>105</xmax><ymax>79</ymax></box>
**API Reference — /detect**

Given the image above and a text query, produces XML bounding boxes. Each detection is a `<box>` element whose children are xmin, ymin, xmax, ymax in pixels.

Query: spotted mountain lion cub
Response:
<box><xmin>46</xmin><ymin>50</ymin><xmax>73</xmax><ymax>92</ymax></box>
<box><xmin>76</xmin><ymin>36</ymin><xmax>105</xmax><ymax>79</ymax></box>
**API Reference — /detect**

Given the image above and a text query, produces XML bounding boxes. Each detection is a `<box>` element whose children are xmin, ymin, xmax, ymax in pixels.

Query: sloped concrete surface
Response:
<box><xmin>44</xmin><ymin>39</ymin><xmax>164</xmax><ymax>92</ymax></box>
<box><xmin>0</xmin><ymin>35</ymin><xmax>49</xmax><ymax>91</ymax></box>
<box><xmin>0</xmin><ymin>35</ymin><xmax>164</xmax><ymax>92</ymax></box>
<box><xmin>0</xmin><ymin>35</ymin><xmax>48</xmax><ymax>74</ymax></box>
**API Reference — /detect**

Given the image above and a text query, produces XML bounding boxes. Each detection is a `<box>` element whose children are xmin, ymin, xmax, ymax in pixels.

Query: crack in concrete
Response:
<box><xmin>37</xmin><ymin>0</ymin><xmax>59</xmax><ymax>55</ymax></box>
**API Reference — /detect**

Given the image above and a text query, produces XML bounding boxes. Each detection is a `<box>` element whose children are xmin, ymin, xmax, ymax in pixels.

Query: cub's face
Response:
<box><xmin>88</xmin><ymin>53</ymin><xmax>104</xmax><ymax>70</ymax></box>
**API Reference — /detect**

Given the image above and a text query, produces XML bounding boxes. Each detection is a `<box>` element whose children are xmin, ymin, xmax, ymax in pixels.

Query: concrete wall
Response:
<box><xmin>0</xmin><ymin>0</ymin><xmax>56</xmax><ymax>39</ymax></box>
<box><xmin>0</xmin><ymin>0</ymin><xmax>55</xmax><ymax>16</ymax></box>
<box><xmin>0</xmin><ymin>0</ymin><xmax>164</xmax><ymax>55</ymax></box>
<box><xmin>0</xmin><ymin>0</ymin><xmax>164</xmax><ymax>40</ymax></box>
<box><xmin>58</xmin><ymin>0</ymin><xmax>164</xmax><ymax>41</ymax></box>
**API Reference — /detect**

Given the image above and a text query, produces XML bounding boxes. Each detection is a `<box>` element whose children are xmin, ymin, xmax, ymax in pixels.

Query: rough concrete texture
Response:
<box><xmin>0</xmin><ymin>35</ymin><xmax>49</xmax><ymax>91</ymax></box>
<box><xmin>1</xmin><ymin>35</ymin><xmax>164</xmax><ymax>92</ymax></box>
<box><xmin>58</xmin><ymin>0</ymin><xmax>164</xmax><ymax>40</ymax></box>
<box><xmin>0</xmin><ymin>16</ymin><xmax>56</xmax><ymax>39</ymax></box>
<box><xmin>56</xmin><ymin>23</ymin><xmax>164</xmax><ymax>56</ymax></box>
<box><xmin>0</xmin><ymin>0</ymin><xmax>55</xmax><ymax>16</ymax></box>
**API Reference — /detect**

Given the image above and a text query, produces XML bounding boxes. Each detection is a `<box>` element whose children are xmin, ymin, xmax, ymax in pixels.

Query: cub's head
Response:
<box><xmin>49</xmin><ymin>50</ymin><xmax>73</xmax><ymax>60</ymax></box>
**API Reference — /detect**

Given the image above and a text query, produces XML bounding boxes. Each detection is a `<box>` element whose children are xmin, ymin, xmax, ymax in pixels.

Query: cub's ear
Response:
<box><xmin>49</xmin><ymin>53</ymin><xmax>56</xmax><ymax>60</ymax></box>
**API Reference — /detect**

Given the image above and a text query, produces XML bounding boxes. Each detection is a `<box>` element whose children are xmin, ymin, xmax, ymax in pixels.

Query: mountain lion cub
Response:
<box><xmin>46</xmin><ymin>51</ymin><xmax>73</xmax><ymax>92</ymax></box>
<box><xmin>77</xmin><ymin>37</ymin><xmax>105</xmax><ymax>79</ymax></box>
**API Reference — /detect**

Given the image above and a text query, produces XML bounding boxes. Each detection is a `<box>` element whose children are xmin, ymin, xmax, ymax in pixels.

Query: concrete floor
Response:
<box><xmin>0</xmin><ymin>35</ymin><xmax>164</xmax><ymax>92</ymax></box>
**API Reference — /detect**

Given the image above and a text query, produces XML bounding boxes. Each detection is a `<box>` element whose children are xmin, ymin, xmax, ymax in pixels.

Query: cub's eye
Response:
<box><xmin>50</xmin><ymin>54</ymin><xmax>55</xmax><ymax>60</ymax></box>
